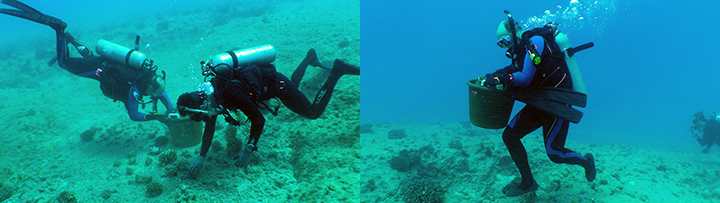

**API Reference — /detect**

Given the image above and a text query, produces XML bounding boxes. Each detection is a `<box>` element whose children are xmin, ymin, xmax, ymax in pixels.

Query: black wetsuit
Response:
<box><xmin>490</xmin><ymin>28</ymin><xmax>593</xmax><ymax>190</ymax></box>
<box><xmin>698</xmin><ymin>117</ymin><xmax>720</xmax><ymax>153</ymax></box>
<box><xmin>196</xmin><ymin>60</ymin><xmax>352</xmax><ymax>157</ymax></box>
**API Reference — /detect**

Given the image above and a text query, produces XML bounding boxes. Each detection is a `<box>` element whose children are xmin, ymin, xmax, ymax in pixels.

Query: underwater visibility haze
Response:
<box><xmin>361</xmin><ymin>0</ymin><xmax>720</xmax><ymax>202</ymax></box>
<box><xmin>0</xmin><ymin>0</ymin><xmax>359</xmax><ymax>202</ymax></box>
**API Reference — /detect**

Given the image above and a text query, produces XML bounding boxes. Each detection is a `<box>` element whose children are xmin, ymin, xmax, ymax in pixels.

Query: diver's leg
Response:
<box><xmin>275</xmin><ymin>74</ymin><xmax>317</xmax><ymax>118</ymax></box>
<box><xmin>280</xmin><ymin>60</ymin><xmax>358</xmax><ymax>119</ymax></box>
<box><xmin>303</xmin><ymin>60</ymin><xmax>359</xmax><ymax>117</ymax></box>
<box><xmin>694</xmin><ymin>134</ymin><xmax>706</xmax><ymax>146</ymax></box>
<box><xmin>64</xmin><ymin>32</ymin><xmax>93</xmax><ymax>58</ymax></box>
<box><xmin>48</xmin><ymin>22</ymin><xmax>101</xmax><ymax>80</ymax></box>
<box><xmin>542</xmin><ymin>116</ymin><xmax>595</xmax><ymax>181</ymax></box>
<box><xmin>702</xmin><ymin>144</ymin><xmax>711</xmax><ymax>154</ymax></box>
<box><xmin>502</xmin><ymin>106</ymin><xmax>543</xmax><ymax>196</ymax></box>
<box><xmin>330</xmin><ymin>59</ymin><xmax>360</xmax><ymax>76</ymax></box>
<box><xmin>290</xmin><ymin>49</ymin><xmax>322</xmax><ymax>84</ymax></box>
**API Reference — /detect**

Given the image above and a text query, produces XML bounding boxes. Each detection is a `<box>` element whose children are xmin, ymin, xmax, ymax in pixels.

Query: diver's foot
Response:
<box><xmin>503</xmin><ymin>180</ymin><xmax>539</xmax><ymax>197</ymax></box>
<box><xmin>304</xmin><ymin>49</ymin><xmax>322</xmax><ymax>67</ymax></box>
<box><xmin>584</xmin><ymin>153</ymin><xmax>596</xmax><ymax>182</ymax></box>
<box><xmin>64</xmin><ymin>32</ymin><xmax>79</xmax><ymax>45</ymax></box>
<box><xmin>331</xmin><ymin>59</ymin><xmax>360</xmax><ymax>76</ymax></box>
<box><xmin>40</xmin><ymin>14</ymin><xmax>66</xmax><ymax>31</ymax></box>
<box><xmin>65</xmin><ymin>32</ymin><xmax>93</xmax><ymax>58</ymax></box>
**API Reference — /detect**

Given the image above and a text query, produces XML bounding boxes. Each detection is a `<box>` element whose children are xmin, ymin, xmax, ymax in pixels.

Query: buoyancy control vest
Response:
<box><xmin>512</xmin><ymin>25</ymin><xmax>573</xmax><ymax>90</ymax></box>
<box><xmin>510</xmin><ymin>24</ymin><xmax>588</xmax><ymax>94</ymax></box>
<box><xmin>98</xmin><ymin>61</ymin><xmax>155</xmax><ymax>102</ymax></box>
<box><xmin>203</xmin><ymin>45</ymin><xmax>280</xmax><ymax>115</ymax></box>
<box><xmin>95</xmin><ymin>37</ymin><xmax>158</xmax><ymax>103</ymax></box>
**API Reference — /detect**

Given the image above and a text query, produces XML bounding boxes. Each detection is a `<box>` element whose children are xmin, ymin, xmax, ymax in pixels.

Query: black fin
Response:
<box><xmin>319</xmin><ymin>60</ymin><xmax>333</xmax><ymax>70</ymax></box>
<box><xmin>509</xmin><ymin>87</ymin><xmax>586</xmax><ymax>123</ymax></box>
<box><xmin>511</xmin><ymin>87</ymin><xmax>587</xmax><ymax>108</ymax></box>
<box><xmin>47</xmin><ymin>55</ymin><xmax>57</xmax><ymax>67</ymax></box>
<box><xmin>0</xmin><ymin>0</ymin><xmax>66</xmax><ymax>30</ymax></box>
<box><xmin>331</xmin><ymin>59</ymin><xmax>360</xmax><ymax>76</ymax></box>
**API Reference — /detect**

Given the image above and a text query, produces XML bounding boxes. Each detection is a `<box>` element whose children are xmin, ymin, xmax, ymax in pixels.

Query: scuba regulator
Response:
<box><xmin>502</xmin><ymin>10</ymin><xmax>542</xmax><ymax>66</ymax></box>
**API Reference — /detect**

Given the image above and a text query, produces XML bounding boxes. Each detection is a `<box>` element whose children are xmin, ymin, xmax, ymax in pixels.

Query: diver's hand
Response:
<box><xmin>188</xmin><ymin>156</ymin><xmax>205</xmax><ymax>177</ymax></box>
<box><xmin>482</xmin><ymin>74</ymin><xmax>499</xmax><ymax>87</ymax></box>
<box><xmin>234</xmin><ymin>144</ymin><xmax>256</xmax><ymax>167</ymax></box>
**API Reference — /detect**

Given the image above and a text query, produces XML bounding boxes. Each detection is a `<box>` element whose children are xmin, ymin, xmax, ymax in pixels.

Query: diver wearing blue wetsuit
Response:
<box><xmin>482</xmin><ymin>14</ymin><xmax>596</xmax><ymax>196</ymax></box>
<box><xmin>0</xmin><ymin>0</ymin><xmax>174</xmax><ymax>122</ymax></box>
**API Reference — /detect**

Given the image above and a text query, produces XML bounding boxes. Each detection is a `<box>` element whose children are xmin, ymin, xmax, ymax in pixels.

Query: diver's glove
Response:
<box><xmin>482</xmin><ymin>74</ymin><xmax>500</xmax><ymax>87</ymax></box>
<box><xmin>234</xmin><ymin>144</ymin><xmax>258</xmax><ymax>167</ymax></box>
<box><xmin>482</xmin><ymin>73</ymin><xmax>512</xmax><ymax>88</ymax></box>
<box><xmin>188</xmin><ymin>156</ymin><xmax>205</xmax><ymax>178</ymax></box>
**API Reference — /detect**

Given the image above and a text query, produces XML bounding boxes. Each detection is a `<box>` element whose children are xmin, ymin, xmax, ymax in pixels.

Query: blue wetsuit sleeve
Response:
<box><xmin>126</xmin><ymin>85</ymin><xmax>148</xmax><ymax>121</ymax></box>
<box><xmin>158</xmin><ymin>92</ymin><xmax>175</xmax><ymax>112</ymax></box>
<box><xmin>511</xmin><ymin>36</ymin><xmax>545</xmax><ymax>87</ymax></box>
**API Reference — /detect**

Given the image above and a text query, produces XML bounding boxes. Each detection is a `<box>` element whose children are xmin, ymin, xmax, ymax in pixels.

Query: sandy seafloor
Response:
<box><xmin>0</xmin><ymin>0</ymin><xmax>359</xmax><ymax>202</ymax></box>
<box><xmin>360</xmin><ymin>122</ymin><xmax>720</xmax><ymax>203</ymax></box>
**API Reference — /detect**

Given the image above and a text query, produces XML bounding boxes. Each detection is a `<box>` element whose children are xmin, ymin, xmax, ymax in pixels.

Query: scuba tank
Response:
<box><xmin>203</xmin><ymin>44</ymin><xmax>276</xmax><ymax>76</ymax></box>
<box><xmin>95</xmin><ymin>39</ymin><xmax>149</xmax><ymax>70</ymax></box>
<box><xmin>555</xmin><ymin>33</ymin><xmax>587</xmax><ymax>94</ymax></box>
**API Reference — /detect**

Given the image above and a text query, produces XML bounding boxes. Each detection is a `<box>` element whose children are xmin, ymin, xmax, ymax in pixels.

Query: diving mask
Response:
<box><xmin>496</xmin><ymin>35</ymin><xmax>512</xmax><ymax>48</ymax></box>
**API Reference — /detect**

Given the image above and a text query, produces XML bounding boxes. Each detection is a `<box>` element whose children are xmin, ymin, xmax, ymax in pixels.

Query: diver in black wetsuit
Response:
<box><xmin>0</xmin><ymin>0</ymin><xmax>175</xmax><ymax>122</ymax></box>
<box><xmin>481</xmin><ymin>11</ymin><xmax>596</xmax><ymax>196</ymax></box>
<box><xmin>177</xmin><ymin>47</ymin><xmax>359</xmax><ymax>176</ymax></box>
<box><xmin>692</xmin><ymin>111</ymin><xmax>720</xmax><ymax>154</ymax></box>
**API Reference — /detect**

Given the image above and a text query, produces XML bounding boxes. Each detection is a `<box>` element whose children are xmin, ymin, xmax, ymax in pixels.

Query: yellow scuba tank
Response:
<box><xmin>95</xmin><ymin>39</ymin><xmax>149</xmax><ymax>70</ymax></box>
<box><xmin>555</xmin><ymin>33</ymin><xmax>587</xmax><ymax>94</ymax></box>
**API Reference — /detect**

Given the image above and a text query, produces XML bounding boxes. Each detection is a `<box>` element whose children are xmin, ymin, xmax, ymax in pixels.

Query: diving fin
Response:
<box><xmin>509</xmin><ymin>87</ymin><xmax>585</xmax><ymax>123</ymax></box>
<box><xmin>331</xmin><ymin>59</ymin><xmax>360</xmax><ymax>76</ymax></box>
<box><xmin>291</xmin><ymin>48</ymin><xmax>331</xmax><ymax>83</ymax></box>
<box><xmin>319</xmin><ymin>60</ymin><xmax>333</xmax><ymax>70</ymax></box>
<box><xmin>64</xmin><ymin>32</ymin><xmax>93</xmax><ymax>58</ymax></box>
<box><xmin>518</xmin><ymin>98</ymin><xmax>584</xmax><ymax>123</ymax></box>
<box><xmin>0</xmin><ymin>0</ymin><xmax>66</xmax><ymax>31</ymax></box>
<box><xmin>510</xmin><ymin>87</ymin><xmax>587</xmax><ymax>108</ymax></box>
<box><xmin>48</xmin><ymin>55</ymin><xmax>57</xmax><ymax>67</ymax></box>
<box><xmin>290</xmin><ymin>49</ymin><xmax>318</xmax><ymax>83</ymax></box>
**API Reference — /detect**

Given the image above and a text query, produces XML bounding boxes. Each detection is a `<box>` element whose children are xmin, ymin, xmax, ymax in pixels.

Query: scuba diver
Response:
<box><xmin>0</xmin><ymin>0</ymin><xmax>176</xmax><ymax>122</ymax></box>
<box><xmin>691</xmin><ymin>111</ymin><xmax>720</xmax><ymax>154</ymax></box>
<box><xmin>176</xmin><ymin>45</ymin><xmax>359</xmax><ymax>176</ymax></box>
<box><xmin>480</xmin><ymin>11</ymin><xmax>596</xmax><ymax>196</ymax></box>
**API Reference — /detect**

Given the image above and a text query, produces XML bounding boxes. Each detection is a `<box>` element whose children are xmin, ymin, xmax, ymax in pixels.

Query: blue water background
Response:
<box><xmin>361</xmin><ymin>0</ymin><xmax>720</xmax><ymax>152</ymax></box>
<box><xmin>0</xmin><ymin>0</ymin><xmax>240</xmax><ymax>47</ymax></box>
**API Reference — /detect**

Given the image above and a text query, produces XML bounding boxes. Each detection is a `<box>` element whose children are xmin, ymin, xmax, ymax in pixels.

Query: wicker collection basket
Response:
<box><xmin>467</xmin><ymin>78</ymin><xmax>514</xmax><ymax>129</ymax></box>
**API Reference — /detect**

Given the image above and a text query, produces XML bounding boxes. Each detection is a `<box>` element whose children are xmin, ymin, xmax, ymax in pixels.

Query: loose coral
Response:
<box><xmin>400</xmin><ymin>175</ymin><xmax>445</xmax><ymax>203</ymax></box>
<box><xmin>80</xmin><ymin>127</ymin><xmax>100</xmax><ymax>142</ymax></box>
<box><xmin>0</xmin><ymin>183</ymin><xmax>13</xmax><ymax>202</ymax></box>
<box><xmin>57</xmin><ymin>191</ymin><xmax>77</xmax><ymax>203</ymax></box>
<box><xmin>159</xmin><ymin>150</ymin><xmax>177</xmax><ymax>166</ymax></box>
<box><xmin>146</xmin><ymin>182</ymin><xmax>163</xmax><ymax>197</ymax></box>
